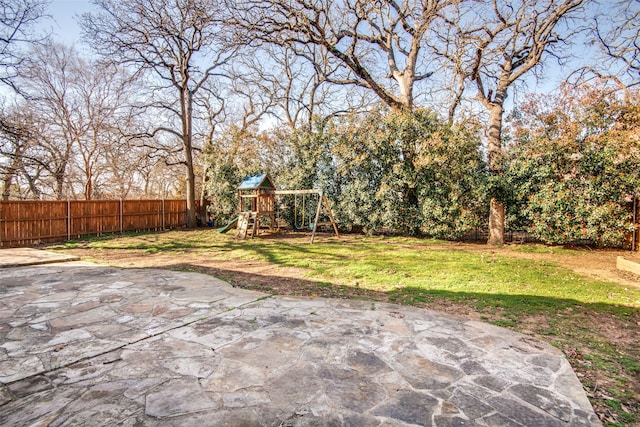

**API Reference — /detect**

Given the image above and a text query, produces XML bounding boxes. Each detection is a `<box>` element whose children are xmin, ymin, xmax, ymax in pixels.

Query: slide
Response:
<box><xmin>217</xmin><ymin>216</ymin><xmax>239</xmax><ymax>233</ymax></box>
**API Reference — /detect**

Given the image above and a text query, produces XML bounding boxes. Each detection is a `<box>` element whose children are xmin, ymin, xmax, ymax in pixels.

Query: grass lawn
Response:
<box><xmin>51</xmin><ymin>229</ymin><xmax>640</xmax><ymax>426</ymax></box>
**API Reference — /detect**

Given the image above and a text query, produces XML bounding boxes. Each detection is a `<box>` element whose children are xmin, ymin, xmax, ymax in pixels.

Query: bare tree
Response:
<box><xmin>0</xmin><ymin>104</ymin><xmax>34</xmax><ymax>198</ymax></box>
<box><xmin>448</xmin><ymin>0</ymin><xmax>587</xmax><ymax>245</ymax></box>
<box><xmin>0</xmin><ymin>0</ymin><xmax>47</xmax><ymax>91</ymax></box>
<box><xmin>594</xmin><ymin>0</ymin><xmax>639</xmax><ymax>86</ymax></box>
<box><xmin>81</xmin><ymin>0</ymin><xmax>237</xmax><ymax>227</ymax></box>
<box><xmin>18</xmin><ymin>43</ymin><xmax>81</xmax><ymax>199</ymax></box>
<box><xmin>100</xmin><ymin>108</ymin><xmax>161</xmax><ymax>199</ymax></box>
<box><xmin>1</xmin><ymin>109</ymin><xmax>25</xmax><ymax>199</ymax></box>
<box><xmin>0</xmin><ymin>101</ymin><xmax>68</xmax><ymax>199</ymax></box>
<box><xmin>75</xmin><ymin>61</ymin><xmax>136</xmax><ymax>199</ymax></box>
<box><xmin>232</xmin><ymin>0</ymin><xmax>458</xmax><ymax>111</ymax></box>
<box><xmin>14</xmin><ymin>42</ymin><xmax>140</xmax><ymax>200</ymax></box>
<box><xmin>244</xmin><ymin>44</ymin><xmax>356</xmax><ymax>130</ymax></box>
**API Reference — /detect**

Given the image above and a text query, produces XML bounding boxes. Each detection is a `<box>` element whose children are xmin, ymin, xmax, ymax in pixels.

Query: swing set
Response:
<box><xmin>228</xmin><ymin>173</ymin><xmax>339</xmax><ymax>243</ymax></box>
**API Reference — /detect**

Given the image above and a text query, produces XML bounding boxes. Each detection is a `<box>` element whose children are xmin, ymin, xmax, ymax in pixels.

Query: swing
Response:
<box><xmin>294</xmin><ymin>194</ymin><xmax>306</xmax><ymax>230</ymax></box>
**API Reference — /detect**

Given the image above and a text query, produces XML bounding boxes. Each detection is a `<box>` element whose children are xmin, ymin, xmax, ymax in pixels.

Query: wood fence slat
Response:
<box><xmin>0</xmin><ymin>199</ymin><xmax>190</xmax><ymax>247</ymax></box>
<box><xmin>0</xmin><ymin>201</ymin><xmax>67</xmax><ymax>246</ymax></box>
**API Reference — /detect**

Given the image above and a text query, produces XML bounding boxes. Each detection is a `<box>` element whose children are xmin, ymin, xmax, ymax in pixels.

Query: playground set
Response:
<box><xmin>217</xmin><ymin>174</ymin><xmax>339</xmax><ymax>243</ymax></box>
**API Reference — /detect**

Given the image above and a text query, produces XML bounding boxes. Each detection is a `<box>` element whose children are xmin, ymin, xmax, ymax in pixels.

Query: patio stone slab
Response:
<box><xmin>0</xmin><ymin>248</ymin><xmax>79</xmax><ymax>268</ymax></box>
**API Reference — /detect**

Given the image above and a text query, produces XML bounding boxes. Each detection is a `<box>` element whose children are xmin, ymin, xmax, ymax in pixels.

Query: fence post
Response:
<box><xmin>67</xmin><ymin>200</ymin><xmax>71</xmax><ymax>241</ymax></box>
<box><xmin>120</xmin><ymin>199</ymin><xmax>123</xmax><ymax>234</ymax></box>
<box><xmin>162</xmin><ymin>199</ymin><xmax>165</xmax><ymax>230</ymax></box>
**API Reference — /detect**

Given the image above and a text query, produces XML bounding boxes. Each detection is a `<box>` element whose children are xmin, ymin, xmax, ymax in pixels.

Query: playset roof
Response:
<box><xmin>237</xmin><ymin>173</ymin><xmax>276</xmax><ymax>190</ymax></box>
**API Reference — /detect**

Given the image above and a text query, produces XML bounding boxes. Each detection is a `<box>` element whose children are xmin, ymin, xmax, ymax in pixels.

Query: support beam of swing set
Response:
<box><xmin>237</xmin><ymin>188</ymin><xmax>339</xmax><ymax>243</ymax></box>
<box><xmin>268</xmin><ymin>189</ymin><xmax>323</xmax><ymax>195</ymax></box>
<box><xmin>238</xmin><ymin>189</ymin><xmax>321</xmax><ymax>198</ymax></box>
<box><xmin>272</xmin><ymin>189</ymin><xmax>339</xmax><ymax>244</ymax></box>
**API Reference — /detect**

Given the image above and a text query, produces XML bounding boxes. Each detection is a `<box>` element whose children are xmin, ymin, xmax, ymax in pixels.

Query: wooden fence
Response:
<box><xmin>0</xmin><ymin>199</ymin><xmax>190</xmax><ymax>247</ymax></box>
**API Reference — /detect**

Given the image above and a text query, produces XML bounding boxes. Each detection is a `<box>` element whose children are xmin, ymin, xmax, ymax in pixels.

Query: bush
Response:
<box><xmin>506</xmin><ymin>83</ymin><xmax>640</xmax><ymax>246</ymax></box>
<box><xmin>314</xmin><ymin>108</ymin><xmax>486</xmax><ymax>237</ymax></box>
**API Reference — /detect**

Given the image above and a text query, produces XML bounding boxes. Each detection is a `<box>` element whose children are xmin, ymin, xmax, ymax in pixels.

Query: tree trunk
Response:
<box><xmin>55</xmin><ymin>167</ymin><xmax>66</xmax><ymax>200</ymax></box>
<box><xmin>21</xmin><ymin>165</ymin><xmax>41</xmax><ymax>199</ymax></box>
<box><xmin>200</xmin><ymin>164</ymin><xmax>209</xmax><ymax>225</ymax></box>
<box><xmin>395</xmin><ymin>73</ymin><xmax>414</xmax><ymax>110</ymax></box>
<box><xmin>84</xmin><ymin>171</ymin><xmax>93</xmax><ymax>200</ymax></box>
<box><xmin>2</xmin><ymin>171</ymin><xmax>13</xmax><ymax>200</ymax></box>
<box><xmin>488</xmin><ymin>198</ymin><xmax>505</xmax><ymax>245</ymax></box>
<box><xmin>185</xmin><ymin>163</ymin><xmax>197</xmax><ymax>227</ymax></box>
<box><xmin>2</xmin><ymin>143</ymin><xmax>25</xmax><ymax>200</ymax></box>
<box><xmin>487</xmin><ymin>103</ymin><xmax>505</xmax><ymax>245</ymax></box>
<box><xmin>182</xmin><ymin>88</ymin><xmax>197</xmax><ymax>228</ymax></box>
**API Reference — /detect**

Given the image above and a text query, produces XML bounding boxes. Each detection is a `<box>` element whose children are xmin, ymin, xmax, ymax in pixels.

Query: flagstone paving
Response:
<box><xmin>0</xmin><ymin>250</ymin><xmax>601</xmax><ymax>426</ymax></box>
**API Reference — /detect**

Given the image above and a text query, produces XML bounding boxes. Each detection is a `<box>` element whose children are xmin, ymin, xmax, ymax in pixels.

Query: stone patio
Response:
<box><xmin>0</xmin><ymin>249</ymin><xmax>601</xmax><ymax>426</ymax></box>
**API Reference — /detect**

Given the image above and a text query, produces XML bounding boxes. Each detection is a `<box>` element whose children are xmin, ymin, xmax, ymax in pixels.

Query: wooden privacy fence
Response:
<box><xmin>0</xmin><ymin>199</ymin><xmax>191</xmax><ymax>247</ymax></box>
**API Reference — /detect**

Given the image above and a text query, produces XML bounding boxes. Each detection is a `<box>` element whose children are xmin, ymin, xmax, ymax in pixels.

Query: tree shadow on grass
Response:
<box><xmin>162</xmin><ymin>261</ymin><xmax>380</xmax><ymax>300</ymax></box>
<box><xmin>388</xmin><ymin>286</ymin><xmax>640</xmax><ymax>319</ymax></box>
<box><xmin>78</xmin><ymin>231</ymin><xmax>349</xmax><ymax>262</ymax></box>
<box><xmin>220</xmin><ymin>235</ymin><xmax>351</xmax><ymax>264</ymax></box>
<box><xmin>161</xmin><ymin>262</ymin><xmax>639</xmax><ymax>325</ymax></box>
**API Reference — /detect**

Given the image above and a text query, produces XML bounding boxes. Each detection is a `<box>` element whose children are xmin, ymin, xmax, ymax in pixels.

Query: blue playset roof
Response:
<box><xmin>237</xmin><ymin>173</ymin><xmax>276</xmax><ymax>190</ymax></box>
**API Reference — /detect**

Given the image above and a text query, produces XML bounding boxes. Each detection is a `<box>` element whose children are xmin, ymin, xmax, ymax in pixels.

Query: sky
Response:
<box><xmin>39</xmin><ymin>0</ymin><xmax>595</xmax><ymax>94</ymax></box>
<box><xmin>32</xmin><ymin>0</ymin><xmax>613</xmax><ymax>110</ymax></box>
<box><xmin>44</xmin><ymin>0</ymin><xmax>95</xmax><ymax>47</ymax></box>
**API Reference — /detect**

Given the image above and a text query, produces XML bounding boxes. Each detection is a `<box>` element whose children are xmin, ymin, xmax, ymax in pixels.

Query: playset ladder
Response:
<box><xmin>236</xmin><ymin>212</ymin><xmax>258</xmax><ymax>239</ymax></box>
